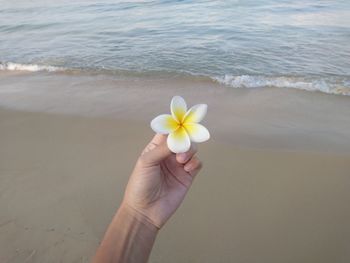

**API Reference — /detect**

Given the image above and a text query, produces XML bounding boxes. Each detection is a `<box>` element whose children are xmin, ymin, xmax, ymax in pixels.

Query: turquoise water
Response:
<box><xmin>0</xmin><ymin>0</ymin><xmax>350</xmax><ymax>95</ymax></box>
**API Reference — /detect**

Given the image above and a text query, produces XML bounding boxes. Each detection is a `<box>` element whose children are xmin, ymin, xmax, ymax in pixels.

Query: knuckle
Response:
<box><xmin>193</xmin><ymin>155</ymin><xmax>200</xmax><ymax>163</ymax></box>
<box><xmin>190</xmin><ymin>157</ymin><xmax>201</xmax><ymax>168</ymax></box>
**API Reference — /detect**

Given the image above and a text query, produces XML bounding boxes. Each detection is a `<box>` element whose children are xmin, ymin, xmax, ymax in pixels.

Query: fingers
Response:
<box><xmin>150</xmin><ymin>133</ymin><xmax>167</xmax><ymax>145</ymax></box>
<box><xmin>176</xmin><ymin>143</ymin><xmax>197</xmax><ymax>164</ymax></box>
<box><xmin>184</xmin><ymin>155</ymin><xmax>202</xmax><ymax>177</ymax></box>
<box><xmin>141</xmin><ymin>134</ymin><xmax>166</xmax><ymax>155</ymax></box>
<box><xmin>140</xmin><ymin>134</ymin><xmax>203</xmax><ymax>175</ymax></box>
<box><xmin>139</xmin><ymin>134</ymin><xmax>172</xmax><ymax>166</ymax></box>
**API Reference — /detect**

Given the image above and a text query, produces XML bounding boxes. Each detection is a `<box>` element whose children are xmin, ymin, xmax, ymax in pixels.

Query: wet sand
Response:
<box><xmin>1</xmin><ymin>72</ymin><xmax>350</xmax><ymax>154</ymax></box>
<box><xmin>1</xmin><ymin>108</ymin><xmax>350</xmax><ymax>263</ymax></box>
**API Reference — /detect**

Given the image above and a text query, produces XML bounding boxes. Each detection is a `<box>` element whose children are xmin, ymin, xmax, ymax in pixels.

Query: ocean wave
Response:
<box><xmin>0</xmin><ymin>62</ymin><xmax>63</xmax><ymax>72</ymax></box>
<box><xmin>213</xmin><ymin>75</ymin><xmax>350</xmax><ymax>96</ymax></box>
<box><xmin>1</xmin><ymin>62</ymin><xmax>349</xmax><ymax>96</ymax></box>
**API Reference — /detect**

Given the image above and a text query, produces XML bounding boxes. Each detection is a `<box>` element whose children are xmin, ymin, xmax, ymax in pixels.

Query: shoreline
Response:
<box><xmin>2</xmin><ymin>1</ymin><xmax>350</xmax><ymax>261</ymax></box>
<box><xmin>1</xmin><ymin>72</ymin><xmax>350</xmax><ymax>154</ymax></box>
<box><xmin>1</xmin><ymin>64</ymin><xmax>350</xmax><ymax>96</ymax></box>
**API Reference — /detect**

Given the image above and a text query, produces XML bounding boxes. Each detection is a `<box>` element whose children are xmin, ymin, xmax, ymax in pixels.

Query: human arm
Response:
<box><xmin>92</xmin><ymin>134</ymin><xmax>202</xmax><ymax>263</ymax></box>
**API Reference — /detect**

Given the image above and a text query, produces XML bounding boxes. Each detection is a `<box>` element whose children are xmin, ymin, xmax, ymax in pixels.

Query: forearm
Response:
<box><xmin>92</xmin><ymin>202</ymin><xmax>158</xmax><ymax>263</ymax></box>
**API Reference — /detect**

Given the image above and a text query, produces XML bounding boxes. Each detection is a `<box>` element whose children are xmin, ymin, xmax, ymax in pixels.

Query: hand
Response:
<box><xmin>93</xmin><ymin>134</ymin><xmax>202</xmax><ymax>263</ymax></box>
<box><xmin>122</xmin><ymin>134</ymin><xmax>202</xmax><ymax>228</ymax></box>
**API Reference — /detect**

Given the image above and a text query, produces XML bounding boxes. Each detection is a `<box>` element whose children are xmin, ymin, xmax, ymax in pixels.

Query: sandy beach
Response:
<box><xmin>1</xmin><ymin>0</ymin><xmax>350</xmax><ymax>261</ymax></box>
<box><xmin>1</xmin><ymin>73</ymin><xmax>350</xmax><ymax>262</ymax></box>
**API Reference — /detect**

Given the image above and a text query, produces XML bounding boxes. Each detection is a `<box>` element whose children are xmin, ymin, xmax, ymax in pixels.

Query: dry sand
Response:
<box><xmin>1</xmin><ymin>108</ymin><xmax>350</xmax><ymax>263</ymax></box>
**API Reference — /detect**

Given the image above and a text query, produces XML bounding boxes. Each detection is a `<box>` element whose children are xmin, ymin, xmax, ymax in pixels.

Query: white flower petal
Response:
<box><xmin>183</xmin><ymin>104</ymin><xmax>207</xmax><ymax>123</ymax></box>
<box><xmin>170</xmin><ymin>96</ymin><xmax>187</xmax><ymax>123</ymax></box>
<box><xmin>151</xmin><ymin>114</ymin><xmax>179</xmax><ymax>134</ymax></box>
<box><xmin>167</xmin><ymin>127</ymin><xmax>191</xmax><ymax>153</ymax></box>
<box><xmin>184</xmin><ymin>123</ymin><xmax>210</xmax><ymax>143</ymax></box>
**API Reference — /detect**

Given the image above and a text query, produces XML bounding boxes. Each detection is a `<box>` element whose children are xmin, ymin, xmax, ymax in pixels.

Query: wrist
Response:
<box><xmin>120</xmin><ymin>201</ymin><xmax>161</xmax><ymax>231</ymax></box>
<box><xmin>93</xmin><ymin>201</ymin><xmax>158</xmax><ymax>263</ymax></box>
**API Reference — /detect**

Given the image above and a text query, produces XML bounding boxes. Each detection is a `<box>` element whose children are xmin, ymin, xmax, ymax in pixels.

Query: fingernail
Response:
<box><xmin>184</xmin><ymin>163</ymin><xmax>192</xmax><ymax>172</ymax></box>
<box><xmin>178</xmin><ymin>153</ymin><xmax>188</xmax><ymax>163</ymax></box>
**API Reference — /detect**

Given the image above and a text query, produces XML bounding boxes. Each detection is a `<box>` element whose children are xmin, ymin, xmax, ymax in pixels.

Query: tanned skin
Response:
<box><xmin>92</xmin><ymin>134</ymin><xmax>202</xmax><ymax>263</ymax></box>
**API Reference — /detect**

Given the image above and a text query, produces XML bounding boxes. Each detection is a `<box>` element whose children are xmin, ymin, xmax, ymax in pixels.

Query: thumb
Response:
<box><xmin>140</xmin><ymin>134</ymin><xmax>172</xmax><ymax>166</ymax></box>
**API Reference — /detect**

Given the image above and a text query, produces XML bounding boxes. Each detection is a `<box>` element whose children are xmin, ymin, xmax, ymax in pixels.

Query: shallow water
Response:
<box><xmin>0</xmin><ymin>0</ymin><xmax>350</xmax><ymax>95</ymax></box>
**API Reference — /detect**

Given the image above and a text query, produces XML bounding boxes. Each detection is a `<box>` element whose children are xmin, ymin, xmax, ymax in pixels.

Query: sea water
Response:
<box><xmin>0</xmin><ymin>0</ymin><xmax>350</xmax><ymax>95</ymax></box>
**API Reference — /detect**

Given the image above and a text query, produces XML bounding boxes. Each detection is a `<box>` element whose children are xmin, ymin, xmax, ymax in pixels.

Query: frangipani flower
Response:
<box><xmin>151</xmin><ymin>96</ymin><xmax>210</xmax><ymax>153</ymax></box>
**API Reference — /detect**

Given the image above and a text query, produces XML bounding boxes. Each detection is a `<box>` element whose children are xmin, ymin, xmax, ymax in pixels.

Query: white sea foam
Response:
<box><xmin>213</xmin><ymin>75</ymin><xmax>350</xmax><ymax>96</ymax></box>
<box><xmin>1</xmin><ymin>62</ymin><xmax>349</xmax><ymax>96</ymax></box>
<box><xmin>0</xmin><ymin>62</ymin><xmax>63</xmax><ymax>72</ymax></box>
